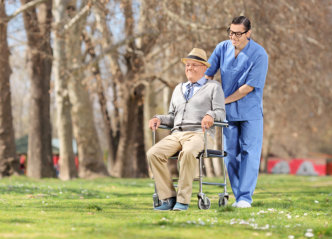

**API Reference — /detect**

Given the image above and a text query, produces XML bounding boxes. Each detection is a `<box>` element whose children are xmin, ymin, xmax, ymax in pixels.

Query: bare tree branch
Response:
<box><xmin>7</xmin><ymin>0</ymin><xmax>49</xmax><ymax>22</ymax></box>
<box><xmin>64</xmin><ymin>1</ymin><xmax>92</xmax><ymax>32</ymax></box>
<box><xmin>162</xmin><ymin>2</ymin><xmax>226</xmax><ymax>31</ymax></box>
<box><xmin>74</xmin><ymin>30</ymin><xmax>160</xmax><ymax>70</ymax></box>
<box><xmin>144</xmin><ymin>35</ymin><xmax>186</xmax><ymax>62</ymax></box>
<box><xmin>139</xmin><ymin>57</ymin><xmax>180</xmax><ymax>88</ymax></box>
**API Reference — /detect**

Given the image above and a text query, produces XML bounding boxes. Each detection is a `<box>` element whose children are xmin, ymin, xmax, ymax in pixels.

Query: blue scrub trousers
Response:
<box><xmin>224</xmin><ymin>119</ymin><xmax>263</xmax><ymax>204</ymax></box>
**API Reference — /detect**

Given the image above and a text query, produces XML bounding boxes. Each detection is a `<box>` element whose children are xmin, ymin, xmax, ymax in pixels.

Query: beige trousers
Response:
<box><xmin>147</xmin><ymin>131</ymin><xmax>213</xmax><ymax>204</ymax></box>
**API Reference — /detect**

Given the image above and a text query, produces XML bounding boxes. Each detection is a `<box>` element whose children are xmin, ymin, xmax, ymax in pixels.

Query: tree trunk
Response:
<box><xmin>204</xmin><ymin>157</ymin><xmax>215</xmax><ymax>177</ymax></box>
<box><xmin>111</xmin><ymin>84</ymin><xmax>148</xmax><ymax>178</ymax></box>
<box><xmin>212</xmin><ymin>126</ymin><xmax>223</xmax><ymax>177</ymax></box>
<box><xmin>21</xmin><ymin>0</ymin><xmax>55</xmax><ymax>178</ymax></box>
<box><xmin>143</xmin><ymin>82</ymin><xmax>155</xmax><ymax>153</ymax></box>
<box><xmin>81</xmin><ymin>30</ymin><xmax>116</xmax><ymax>175</ymax></box>
<box><xmin>0</xmin><ymin>1</ymin><xmax>20</xmax><ymax>177</ymax></box>
<box><xmin>66</xmin><ymin>0</ymin><xmax>108</xmax><ymax>178</ymax></box>
<box><xmin>260</xmin><ymin>120</ymin><xmax>275</xmax><ymax>173</ymax></box>
<box><xmin>93</xmin><ymin>1</ymin><xmax>149</xmax><ymax>178</ymax></box>
<box><xmin>93</xmin><ymin>3</ymin><xmax>121</xmax><ymax>173</ymax></box>
<box><xmin>53</xmin><ymin>0</ymin><xmax>77</xmax><ymax>180</ymax></box>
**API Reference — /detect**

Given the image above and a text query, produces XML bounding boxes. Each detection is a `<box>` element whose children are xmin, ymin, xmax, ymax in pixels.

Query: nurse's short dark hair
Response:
<box><xmin>231</xmin><ymin>16</ymin><xmax>251</xmax><ymax>31</ymax></box>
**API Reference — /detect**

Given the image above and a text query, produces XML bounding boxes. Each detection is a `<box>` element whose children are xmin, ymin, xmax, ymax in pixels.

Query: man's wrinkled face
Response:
<box><xmin>184</xmin><ymin>60</ymin><xmax>207</xmax><ymax>83</ymax></box>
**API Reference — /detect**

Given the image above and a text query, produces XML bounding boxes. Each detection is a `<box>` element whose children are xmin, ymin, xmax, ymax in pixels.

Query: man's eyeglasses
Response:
<box><xmin>227</xmin><ymin>28</ymin><xmax>248</xmax><ymax>38</ymax></box>
<box><xmin>185</xmin><ymin>63</ymin><xmax>205</xmax><ymax>68</ymax></box>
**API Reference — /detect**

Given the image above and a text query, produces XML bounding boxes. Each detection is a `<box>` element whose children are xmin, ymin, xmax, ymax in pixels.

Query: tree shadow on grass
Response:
<box><xmin>0</xmin><ymin>184</ymin><xmax>152</xmax><ymax>200</ymax></box>
<box><xmin>0</xmin><ymin>218</ymin><xmax>35</xmax><ymax>224</ymax></box>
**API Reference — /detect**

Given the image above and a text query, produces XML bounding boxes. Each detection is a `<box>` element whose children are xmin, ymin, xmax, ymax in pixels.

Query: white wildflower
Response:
<box><xmin>305</xmin><ymin>232</ymin><xmax>314</xmax><ymax>237</ymax></box>
<box><xmin>288</xmin><ymin>235</ymin><xmax>294</xmax><ymax>239</ymax></box>
<box><xmin>199</xmin><ymin>221</ymin><xmax>205</xmax><ymax>225</ymax></box>
<box><xmin>251</xmin><ymin>223</ymin><xmax>258</xmax><ymax>229</ymax></box>
<box><xmin>261</xmin><ymin>224</ymin><xmax>269</xmax><ymax>230</ymax></box>
<box><xmin>257</xmin><ymin>210</ymin><xmax>266</xmax><ymax>215</ymax></box>
<box><xmin>239</xmin><ymin>220</ymin><xmax>249</xmax><ymax>225</ymax></box>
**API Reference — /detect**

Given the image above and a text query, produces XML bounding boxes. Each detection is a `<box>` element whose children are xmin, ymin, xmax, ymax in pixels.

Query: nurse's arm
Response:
<box><xmin>205</xmin><ymin>75</ymin><xmax>213</xmax><ymax>80</ymax></box>
<box><xmin>225</xmin><ymin>84</ymin><xmax>254</xmax><ymax>104</ymax></box>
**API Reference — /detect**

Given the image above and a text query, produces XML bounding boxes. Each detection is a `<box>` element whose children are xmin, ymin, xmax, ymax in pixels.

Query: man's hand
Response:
<box><xmin>201</xmin><ymin>114</ymin><xmax>214</xmax><ymax>131</ymax></box>
<box><xmin>149</xmin><ymin>117</ymin><xmax>161</xmax><ymax>130</ymax></box>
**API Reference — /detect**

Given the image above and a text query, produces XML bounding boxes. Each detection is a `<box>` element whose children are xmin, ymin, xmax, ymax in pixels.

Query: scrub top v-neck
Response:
<box><xmin>205</xmin><ymin>39</ymin><xmax>268</xmax><ymax>121</ymax></box>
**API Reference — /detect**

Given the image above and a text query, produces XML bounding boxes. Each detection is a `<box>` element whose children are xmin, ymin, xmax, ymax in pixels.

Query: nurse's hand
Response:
<box><xmin>149</xmin><ymin>117</ymin><xmax>161</xmax><ymax>131</ymax></box>
<box><xmin>205</xmin><ymin>75</ymin><xmax>213</xmax><ymax>80</ymax></box>
<box><xmin>201</xmin><ymin>115</ymin><xmax>214</xmax><ymax>132</ymax></box>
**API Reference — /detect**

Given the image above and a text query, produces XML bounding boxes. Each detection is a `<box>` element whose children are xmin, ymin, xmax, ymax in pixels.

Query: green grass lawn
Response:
<box><xmin>0</xmin><ymin>175</ymin><xmax>331</xmax><ymax>239</ymax></box>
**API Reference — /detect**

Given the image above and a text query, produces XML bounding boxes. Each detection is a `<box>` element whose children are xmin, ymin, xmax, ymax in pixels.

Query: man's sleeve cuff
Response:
<box><xmin>206</xmin><ymin>111</ymin><xmax>216</xmax><ymax>119</ymax></box>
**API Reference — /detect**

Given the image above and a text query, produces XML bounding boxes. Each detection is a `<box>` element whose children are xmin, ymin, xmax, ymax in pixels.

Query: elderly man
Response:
<box><xmin>147</xmin><ymin>48</ymin><xmax>225</xmax><ymax>211</ymax></box>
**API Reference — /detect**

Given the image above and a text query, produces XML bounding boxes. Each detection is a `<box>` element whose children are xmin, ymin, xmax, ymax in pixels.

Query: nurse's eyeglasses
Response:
<box><xmin>227</xmin><ymin>28</ymin><xmax>248</xmax><ymax>38</ymax></box>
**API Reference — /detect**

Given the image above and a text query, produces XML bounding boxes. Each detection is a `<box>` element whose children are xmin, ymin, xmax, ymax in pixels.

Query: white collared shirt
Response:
<box><xmin>182</xmin><ymin>77</ymin><xmax>207</xmax><ymax>97</ymax></box>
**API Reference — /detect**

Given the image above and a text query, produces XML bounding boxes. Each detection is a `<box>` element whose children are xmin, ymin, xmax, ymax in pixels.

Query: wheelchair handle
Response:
<box><xmin>156</xmin><ymin>121</ymin><xmax>228</xmax><ymax>130</ymax></box>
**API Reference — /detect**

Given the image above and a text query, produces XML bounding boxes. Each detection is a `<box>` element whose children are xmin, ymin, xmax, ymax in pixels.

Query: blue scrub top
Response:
<box><xmin>206</xmin><ymin>39</ymin><xmax>268</xmax><ymax>121</ymax></box>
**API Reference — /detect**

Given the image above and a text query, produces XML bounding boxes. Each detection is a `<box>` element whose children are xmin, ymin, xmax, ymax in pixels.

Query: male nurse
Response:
<box><xmin>205</xmin><ymin>16</ymin><xmax>268</xmax><ymax>208</ymax></box>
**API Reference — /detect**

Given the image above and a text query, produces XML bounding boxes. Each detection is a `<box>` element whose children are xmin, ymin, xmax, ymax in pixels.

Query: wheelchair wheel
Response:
<box><xmin>219</xmin><ymin>196</ymin><xmax>228</xmax><ymax>207</ymax></box>
<box><xmin>198</xmin><ymin>197</ymin><xmax>211</xmax><ymax>210</ymax></box>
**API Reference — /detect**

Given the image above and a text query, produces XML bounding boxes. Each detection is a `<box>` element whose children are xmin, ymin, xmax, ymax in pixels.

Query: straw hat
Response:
<box><xmin>181</xmin><ymin>48</ymin><xmax>211</xmax><ymax>68</ymax></box>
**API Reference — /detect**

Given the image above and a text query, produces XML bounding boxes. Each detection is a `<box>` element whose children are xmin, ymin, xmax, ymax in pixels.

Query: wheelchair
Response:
<box><xmin>151</xmin><ymin>121</ymin><xmax>229</xmax><ymax>210</ymax></box>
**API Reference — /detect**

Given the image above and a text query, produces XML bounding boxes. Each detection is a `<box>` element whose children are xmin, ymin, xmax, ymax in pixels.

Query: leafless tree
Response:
<box><xmin>52</xmin><ymin>0</ymin><xmax>77</xmax><ymax>180</ymax></box>
<box><xmin>0</xmin><ymin>0</ymin><xmax>20</xmax><ymax>177</ymax></box>
<box><xmin>65</xmin><ymin>0</ymin><xmax>109</xmax><ymax>178</ymax></box>
<box><xmin>20</xmin><ymin>0</ymin><xmax>56</xmax><ymax>178</ymax></box>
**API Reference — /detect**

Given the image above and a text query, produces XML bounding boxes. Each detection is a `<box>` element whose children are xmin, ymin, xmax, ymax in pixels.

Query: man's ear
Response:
<box><xmin>246</xmin><ymin>30</ymin><xmax>252</xmax><ymax>39</ymax></box>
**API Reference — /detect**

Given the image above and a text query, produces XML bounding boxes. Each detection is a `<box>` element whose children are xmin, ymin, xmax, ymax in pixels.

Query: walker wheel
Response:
<box><xmin>219</xmin><ymin>197</ymin><xmax>228</xmax><ymax>207</ymax></box>
<box><xmin>153</xmin><ymin>196</ymin><xmax>162</xmax><ymax>208</ymax></box>
<box><xmin>198</xmin><ymin>197</ymin><xmax>211</xmax><ymax>210</ymax></box>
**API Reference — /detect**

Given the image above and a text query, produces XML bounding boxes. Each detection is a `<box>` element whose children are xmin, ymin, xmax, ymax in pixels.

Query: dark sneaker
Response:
<box><xmin>172</xmin><ymin>202</ymin><xmax>189</xmax><ymax>211</ymax></box>
<box><xmin>154</xmin><ymin>197</ymin><xmax>176</xmax><ymax>211</ymax></box>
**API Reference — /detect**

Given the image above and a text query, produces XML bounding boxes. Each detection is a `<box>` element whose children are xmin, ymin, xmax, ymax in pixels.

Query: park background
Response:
<box><xmin>1</xmin><ymin>0</ymin><xmax>332</xmax><ymax>180</ymax></box>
